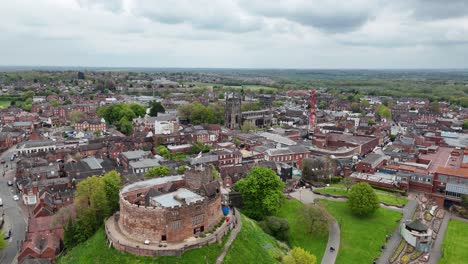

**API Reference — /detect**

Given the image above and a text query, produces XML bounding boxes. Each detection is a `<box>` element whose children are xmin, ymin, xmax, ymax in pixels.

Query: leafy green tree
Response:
<box><xmin>343</xmin><ymin>177</ymin><xmax>355</xmax><ymax>192</ymax></box>
<box><xmin>282</xmin><ymin>247</ymin><xmax>317</xmax><ymax>264</ymax></box>
<box><xmin>149</xmin><ymin>101</ymin><xmax>165</xmax><ymax>116</ymax></box>
<box><xmin>210</xmin><ymin>164</ymin><xmax>220</xmax><ymax>180</ymax></box>
<box><xmin>463</xmin><ymin>120</ymin><xmax>468</xmax><ymax>130</ymax></box>
<box><xmin>234</xmin><ymin>167</ymin><xmax>285</xmax><ymax>220</ymax></box>
<box><xmin>191</xmin><ymin>141</ymin><xmax>211</xmax><ymax>154</ymax></box>
<box><xmin>376</xmin><ymin>105</ymin><xmax>392</xmax><ymax>120</ymax></box>
<box><xmin>50</xmin><ymin>100</ymin><xmax>60</xmax><ymax>107</ymax></box>
<box><xmin>350</xmin><ymin>102</ymin><xmax>361</xmax><ymax>113</ymax></box>
<box><xmin>75</xmin><ymin>176</ymin><xmax>110</xmax><ymax>226</ymax></box>
<box><xmin>301</xmin><ymin>204</ymin><xmax>331</xmax><ymax>236</ymax></box>
<box><xmin>63</xmin><ymin>218</ymin><xmax>77</xmax><ymax>249</ymax></box>
<box><xmin>173</xmin><ymin>152</ymin><xmax>186</xmax><ymax>161</ymax></box>
<box><xmin>348</xmin><ymin>182</ymin><xmax>380</xmax><ymax>216</ymax></box>
<box><xmin>118</xmin><ymin>117</ymin><xmax>133</xmax><ymax>136</ymax></box>
<box><xmin>156</xmin><ymin>145</ymin><xmax>171</xmax><ymax>159</ymax></box>
<box><xmin>69</xmin><ymin>110</ymin><xmax>85</xmax><ymax>123</ymax></box>
<box><xmin>241</xmin><ymin>121</ymin><xmax>257</xmax><ymax>132</ymax></box>
<box><xmin>145</xmin><ymin>166</ymin><xmax>172</xmax><ymax>178</ymax></box>
<box><xmin>429</xmin><ymin>101</ymin><xmax>440</xmax><ymax>113</ymax></box>
<box><xmin>218</xmin><ymin>93</ymin><xmax>225</xmax><ymax>99</ymax></box>
<box><xmin>129</xmin><ymin>103</ymin><xmax>146</xmax><ymax>117</ymax></box>
<box><xmin>259</xmin><ymin>216</ymin><xmax>289</xmax><ymax>241</ymax></box>
<box><xmin>102</xmin><ymin>171</ymin><xmax>121</xmax><ymax>213</ymax></box>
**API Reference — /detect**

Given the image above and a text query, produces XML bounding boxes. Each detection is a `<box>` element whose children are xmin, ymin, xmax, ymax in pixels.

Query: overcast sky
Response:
<box><xmin>1</xmin><ymin>0</ymin><xmax>468</xmax><ymax>68</ymax></box>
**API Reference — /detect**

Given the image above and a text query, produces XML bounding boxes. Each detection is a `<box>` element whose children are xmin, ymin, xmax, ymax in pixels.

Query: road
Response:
<box><xmin>0</xmin><ymin>147</ymin><xmax>27</xmax><ymax>264</ymax></box>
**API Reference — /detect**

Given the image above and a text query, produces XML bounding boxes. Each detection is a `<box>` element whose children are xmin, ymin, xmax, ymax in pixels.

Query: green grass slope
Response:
<box><xmin>224</xmin><ymin>214</ymin><xmax>285</xmax><ymax>264</ymax></box>
<box><xmin>275</xmin><ymin>199</ymin><xmax>329</xmax><ymax>262</ymax></box>
<box><xmin>57</xmin><ymin>228</ymin><xmax>226</xmax><ymax>264</ymax></box>
<box><xmin>439</xmin><ymin>219</ymin><xmax>468</xmax><ymax>264</ymax></box>
<box><xmin>321</xmin><ymin>200</ymin><xmax>401</xmax><ymax>264</ymax></box>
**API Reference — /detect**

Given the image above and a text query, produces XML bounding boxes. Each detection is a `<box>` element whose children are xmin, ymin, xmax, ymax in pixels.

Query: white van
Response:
<box><xmin>0</xmin><ymin>198</ymin><xmax>3</xmax><ymax>206</ymax></box>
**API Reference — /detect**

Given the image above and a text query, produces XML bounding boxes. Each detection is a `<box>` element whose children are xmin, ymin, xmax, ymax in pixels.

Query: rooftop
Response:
<box><xmin>129</xmin><ymin>159</ymin><xmax>159</xmax><ymax>169</ymax></box>
<box><xmin>121</xmin><ymin>175</ymin><xmax>184</xmax><ymax>194</ymax></box>
<box><xmin>150</xmin><ymin>188</ymin><xmax>204</xmax><ymax>208</ymax></box>
<box><xmin>121</xmin><ymin>150</ymin><xmax>150</xmax><ymax>160</ymax></box>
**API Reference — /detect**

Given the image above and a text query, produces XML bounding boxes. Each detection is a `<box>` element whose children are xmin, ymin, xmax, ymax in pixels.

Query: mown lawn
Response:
<box><xmin>321</xmin><ymin>200</ymin><xmax>401</xmax><ymax>264</ymax></box>
<box><xmin>0</xmin><ymin>100</ymin><xmax>10</xmax><ymax>109</ymax></box>
<box><xmin>275</xmin><ymin>199</ymin><xmax>329</xmax><ymax>262</ymax></box>
<box><xmin>57</xmin><ymin>228</ymin><xmax>227</xmax><ymax>264</ymax></box>
<box><xmin>224</xmin><ymin>215</ymin><xmax>285</xmax><ymax>264</ymax></box>
<box><xmin>439</xmin><ymin>219</ymin><xmax>468</xmax><ymax>264</ymax></box>
<box><xmin>314</xmin><ymin>187</ymin><xmax>408</xmax><ymax>206</ymax></box>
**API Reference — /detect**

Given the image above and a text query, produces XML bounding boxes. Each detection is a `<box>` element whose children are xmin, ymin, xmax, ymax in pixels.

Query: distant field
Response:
<box><xmin>57</xmin><ymin>228</ymin><xmax>227</xmax><ymax>264</ymax></box>
<box><xmin>439</xmin><ymin>219</ymin><xmax>468</xmax><ymax>264</ymax></box>
<box><xmin>188</xmin><ymin>82</ymin><xmax>277</xmax><ymax>92</ymax></box>
<box><xmin>321</xmin><ymin>200</ymin><xmax>401</xmax><ymax>264</ymax></box>
<box><xmin>0</xmin><ymin>100</ymin><xmax>10</xmax><ymax>109</ymax></box>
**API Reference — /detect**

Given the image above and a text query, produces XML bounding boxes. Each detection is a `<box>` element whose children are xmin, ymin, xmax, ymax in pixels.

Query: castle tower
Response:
<box><xmin>225</xmin><ymin>92</ymin><xmax>242</xmax><ymax>130</ymax></box>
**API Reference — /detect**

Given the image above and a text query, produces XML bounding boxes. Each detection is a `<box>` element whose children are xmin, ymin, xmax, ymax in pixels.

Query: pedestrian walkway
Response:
<box><xmin>428</xmin><ymin>212</ymin><xmax>450</xmax><ymax>264</ymax></box>
<box><xmin>215</xmin><ymin>209</ymin><xmax>242</xmax><ymax>264</ymax></box>
<box><xmin>377</xmin><ymin>200</ymin><xmax>417</xmax><ymax>264</ymax></box>
<box><xmin>321</xmin><ymin>218</ymin><xmax>340</xmax><ymax>264</ymax></box>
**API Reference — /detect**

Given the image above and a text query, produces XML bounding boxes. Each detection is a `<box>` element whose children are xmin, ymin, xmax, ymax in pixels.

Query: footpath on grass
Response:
<box><xmin>215</xmin><ymin>209</ymin><xmax>242</xmax><ymax>264</ymax></box>
<box><xmin>376</xmin><ymin>199</ymin><xmax>417</xmax><ymax>264</ymax></box>
<box><xmin>289</xmin><ymin>189</ymin><xmax>340</xmax><ymax>264</ymax></box>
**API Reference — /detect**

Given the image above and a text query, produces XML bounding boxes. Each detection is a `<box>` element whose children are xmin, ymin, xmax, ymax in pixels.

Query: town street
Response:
<box><xmin>0</xmin><ymin>147</ymin><xmax>27</xmax><ymax>264</ymax></box>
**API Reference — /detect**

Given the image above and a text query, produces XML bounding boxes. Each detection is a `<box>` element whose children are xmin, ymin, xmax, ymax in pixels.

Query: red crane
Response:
<box><xmin>309</xmin><ymin>89</ymin><xmax>316</xmax><ymax>132</ymax></box>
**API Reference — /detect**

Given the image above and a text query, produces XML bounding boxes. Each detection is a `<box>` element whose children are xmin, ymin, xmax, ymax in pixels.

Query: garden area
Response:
<box><xmin>439</xmin><ymin>219</ymin><xmax>468</xmax><ymax>264</ymax></box>
<box><xmin>314</xmin><ymin>183</ymin><xmax>408</xmax><ymax>207</ymax></box>
<box><xmin>0</xmin><ymin>100</ymin><xmax>10</xmax><ymax>109</ymax></box>
<box><xmin>57</xmin><ymin>228</ymin><xmax>227</xmax><ymax>264</ymax></box>
<box><xmin>388</xmin><ymin>195</ymin><xmax>445</xmax><ymax>264</ymax></box>
<box><xmin>321</xmin><ymin>199</ymin><xmax>401</xmax><ymax>264</ymax></box>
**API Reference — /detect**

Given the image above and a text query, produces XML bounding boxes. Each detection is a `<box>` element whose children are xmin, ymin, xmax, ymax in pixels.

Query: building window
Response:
<box><xmin>192</xmin><ymin>214</ymin><xmax>204</xmax><ymax>226</ymax></box>
<box><xmin>170</xmin><ymin>220</ymin><xmax>182</xmax><ymax>230</ymax></box>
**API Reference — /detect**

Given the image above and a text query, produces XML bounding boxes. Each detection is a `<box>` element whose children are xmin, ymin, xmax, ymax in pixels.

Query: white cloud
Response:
<box><xmin>0</xmin><ymin>0</ymin><xmax>467</xmax><ymax>68</ymax></box>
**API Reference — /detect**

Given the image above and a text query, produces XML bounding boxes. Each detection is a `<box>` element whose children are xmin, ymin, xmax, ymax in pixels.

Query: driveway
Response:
<box><xmin>0</xmin><ymin>147</ymin><xmax>27</xmax><ymax>264</ymax></box>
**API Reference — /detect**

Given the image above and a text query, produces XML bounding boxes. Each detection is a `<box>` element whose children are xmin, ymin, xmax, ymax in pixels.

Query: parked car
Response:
<box><xmin>0</xmin><ymin>159</ymin><xmax>5</xmax><ymax>164</ymax></box>
<box><xmin>7</xmin><ymin>181</ymin><xmax>12</xmax><ymax>186</ymax></box>
<box><xmin>12</xmin><ymin>195</ymin><xmax>19</xmax><ymax>201</ymax></box>
<box><xmin>0</xmin><ymin>198</ymin><xmax>3</xmax><ymax>206</ymax></box>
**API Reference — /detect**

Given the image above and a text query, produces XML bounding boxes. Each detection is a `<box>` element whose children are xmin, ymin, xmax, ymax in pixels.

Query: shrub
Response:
<box><xmin>330</xmin><ymin>176</ymin><xmax>342</xmax><ymax>184</ymax></box>
<box><xmin>259</xmin><ymin>216</ymin><xmax>289</xmax><ymax>241</ymax></box>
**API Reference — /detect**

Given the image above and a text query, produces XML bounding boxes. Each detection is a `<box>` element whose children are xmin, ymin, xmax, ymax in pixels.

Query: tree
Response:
<box><xmin>259</xmin><ymin>216</ymin><xmax>289</xmax><ymax>241</ymax></box>
<box><xmin>145</xmin><ymin>166</ymin><xmax>171</xmax><ymax>178</ymax></box>
<box><xmin>69</xmin><ymin>110</ymin><xmax>85</xmax><ymax>123</ymax></box>
<box><xmin>343</xmin><ymin>177</ymin><xmax>355</xmax><ymax>192</ymax></box>
<box><xmin>350</xmin><ymin>102</ymin><xmax>361</xmax><ymax>113</ymax></box>
<box><xmin>429</xmin><ymin>101</ymin><xmax>440</xmax><ymax>113</ymax></box>
<box><xmin>63</xmin><ymin>218</ymin><xmax>77</xmax><ymax>249</ymax></box>
<box><xmin>376</xmin><ymin>105</ymin><xmax>392</xmax><ymax>120</ymax></box>
<box><xmin>210</xmin><ymin>164</ymin><xmax>220</xmax><ymax>180</ymax></box>
<box><xmin>282</xmin><ymin>247</ymin><xmax>317</xmax><ymax>264</ymax></box>
<box><xmin>156</xmin><ymin>145</ymin><xmax>171</xmax><ymax>159</ymax></box>
<box><xmin>118</xmin><ymin>117</ymin><xmax>133</xmax><ymax>136</ymax></box>
<box><xmin>191</xmin><ymin>141</ymin><xmax>211</xmax><ymax>154</ymax></box>
<box><xmin>234</xmin><ymin>167</ymin><xmax>285</xmax><ymax>220</ymax></box>
<box><xmin>129</xmin><ymin>103</ymin><xmax>146</xmax><ymax>117</ymax></box>
<box><xmin>301</xmin><ymin>204</ymin><xmax>331</xmax><ymax>236</ymax></box>
<box><xmin>241</xmin><ymin>121</ymin><xmax>257</xmax><ymax>132</ymax></box>
<box><xmin>348</xmin><ymin>182</ymin><xmax>380</xmax><ymax>216</ymax></box>
<box><xmin>218</xmin><ymin>93</ymin><xmax>225</xmax><ymax>99</ymax></box>
<box><xmin>149</xmin><ymin>101</ymin><xmax>165</xmax><ymax>117</ymax></box>
<box><xmin>461</xmin><ymin>195</ymin><xmax>468</xmax><ymax>209</ymax></box>
<box><xmin>102</xmin><ymin>171</ymin><xmax>121</xmax><ymax>214</ymax></box>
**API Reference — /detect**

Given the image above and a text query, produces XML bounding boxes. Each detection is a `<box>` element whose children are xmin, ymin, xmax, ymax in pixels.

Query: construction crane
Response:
<box><xmin>308</xmin><ymin>88</ymin><xmax>316</xmax><ymax>136</ymax></box>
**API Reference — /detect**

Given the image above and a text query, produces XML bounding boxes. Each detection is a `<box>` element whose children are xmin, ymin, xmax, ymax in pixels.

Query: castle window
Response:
<box><xmin>170</xmin><ymin>220</ymin><xmax>182</xmax><ymax>230</ymax></box>
<box><xmin>192</xmin><ymin>214</ymin><xmax>204</xmax><ymax>226</ymax></box>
